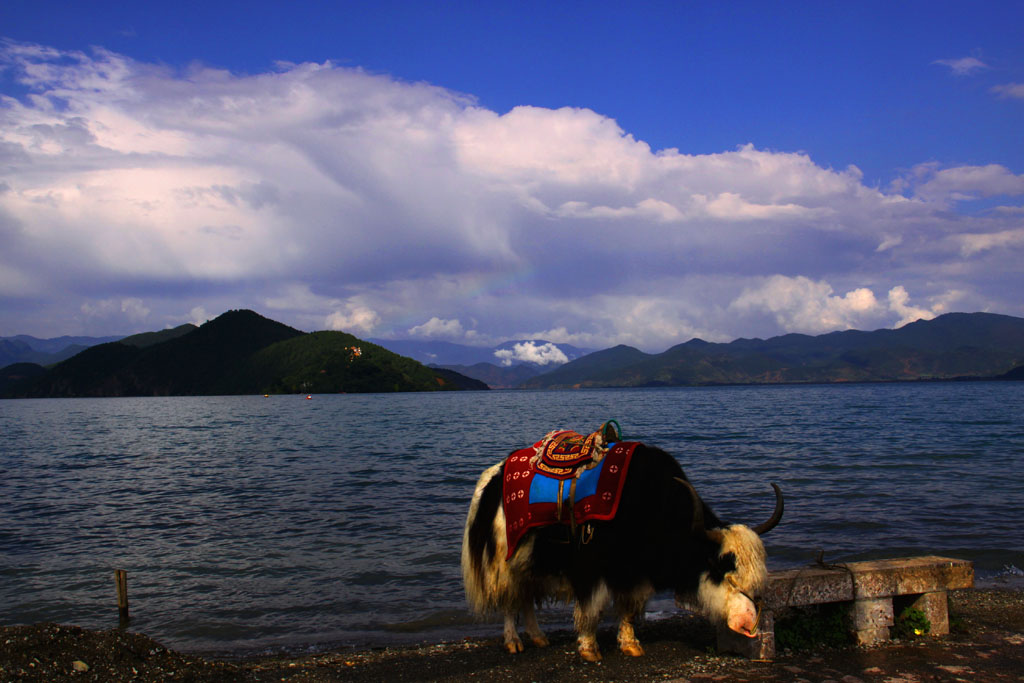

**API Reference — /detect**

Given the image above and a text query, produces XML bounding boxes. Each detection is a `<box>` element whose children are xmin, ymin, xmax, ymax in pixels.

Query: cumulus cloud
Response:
<box><xmin>958</xmin><ymin>228</ymin><xmax>1024</xmax><ymax>256</ymax></box>
<box><xmin>408</xmin><ymin>317</ymin><xmax>465</xmax><ymax>338</ymax></box>
<box><xmin>933</xmin><ymin>57</ymin><xmax>989</xmax><ymax>76</ymax></box>
<box><xmin>494</xmin><ymin>342</ymin><xmax>569</xmax><ymax>366</ymax></box>
<box><xmin>326</xmin><ymin>304</ymin><xmax>380</xmax><ymax>335</ymax></box>
<box><xmin>730</xmin><ymin>276</ymin><xmax>883</xmax><ymax>335</ymax></box>
<box><xmin>189</xmin><ymin>306</ymin><xmax>212</xmax><ymax>326</ymax></box>
<box><xmin>897</xmin><ymin>163</ymin><xmax>1024</xmax><ymax>204</ymax></box>
<box><xmin>730</xmin><ymin>277</ymin><xmax>956</xmax><ymax>334</ymax></box>
<box><xmin>0</xmin><ymin>41</ymin><xmax>1021</xmax><ymax>344</ymax></box>
<box><xmin>79</xmin><ymin>297</ymin><xmax>151</xmax><ymax>330</ymax></box>
<box><xmin>888</xmin><ymin>286</ymin><xmax>939</xmax><ymax>327</ymax></box>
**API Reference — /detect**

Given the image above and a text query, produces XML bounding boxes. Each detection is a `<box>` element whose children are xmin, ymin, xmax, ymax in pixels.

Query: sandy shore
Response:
<box><xmin>2</xmin><ymin>587</ymin><xmax>1023</xmax><ymax>681</ymax></box>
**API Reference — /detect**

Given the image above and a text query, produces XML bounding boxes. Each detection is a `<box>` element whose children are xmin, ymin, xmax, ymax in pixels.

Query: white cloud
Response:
<box><xmin>0</xmin><ymin>41</ymin><xmax>1021</xmax><ymax>343</ymax></box>
<box><xmin>189</xmin><ymin>306</ymin><xmax>212</xmax><ymax>326</ymax></box>
<box><xmin>903</xmin><ymin>163</ymin><xmax>1024</xmax><ymax>203</ymax></box>
<box><xmin>730</xmin><ymin>276</ymin><xmax>883</xmax><ymax>335</ymax></box>
<box><xmin>326</xmin><ymin>305</ymin><xmax>380</xmax><ymax>335</ymax></box>
<box><xmin>888</xmin><ymin>286</ymin><xmax>938</xmax><ymax>327</ymax></box>
<box><xmin>698</xmin><ymin>192</ymin><xmax>826</xmax><ymax>221</ymax></box>
<box><xmin>79</xmin><ymin>297</ymin><xmax>151</xmax><ymax>327</ymax></box>
<box><xmin>556</xmin><ymin>198</ymin><xmax>685</xmax><ymax>222</ymax></box>
<box><xmin>408</xmin><ymin>317</ymin><xmax>465</xmax><ymax>338</ymax></box>
<box><xmin>876</xmin><ymin>234</ymin><xmax>903</xmax><ymax>252</ymax></box>
<box><xmin>933</xmin><ymin>57</ymin><xmax>989</xmax><ymax>76</ymax></box>
<box><xmin>958</xmin><ymin>228</ymin><xmax>1024</xmax><ymax>256</ymax></box>
<box><xmin>730</xmin><ymin>277</ymin><xmax>959</xmax><ymax>334</ymax></box>
<box><xmin>992</xmin><ymin>83</ymin><xmax>1024</xmax><ymax>100</ymax></box>
<box><xmin>494</xmin><ymin>341</ymin><xmax>569</xmax><ymax>366</ymax></box>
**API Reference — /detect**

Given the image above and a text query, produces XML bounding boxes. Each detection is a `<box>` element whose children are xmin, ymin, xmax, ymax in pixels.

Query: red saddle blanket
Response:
<box><xmin>502</xmin><ymin>440</ymin><xmax>639</xmax><ymax>559</ymax></box>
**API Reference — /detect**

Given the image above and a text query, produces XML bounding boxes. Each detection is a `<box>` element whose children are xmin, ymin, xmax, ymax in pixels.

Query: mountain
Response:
<box><xmin>0</xmin><ymin>334</ymin><xmax>123</xmax><ymax>368</ymax></box>
<box><xmin>433</xmin><ymin>362</ymin><xmax>545</xmax><ymax>389</ymax></box>
<box><xmin>522</xmin><ymin>313</ymin><xmax>1024</xmax><ymax>389</ymax></box>
<box><xmin>0</xmin><ymin>362</ymin><xmax>47</xmax><ymax>395</ymax></box>
<box><xmin>118</xmin><ymin>324</ymin><xmax>197</xmax><ymax>348</ymax></box>
<box><xmin>5</xmin><ymin>310</ymin><xmax>486</xmax><ymax>397</ymax></box>
<box><xmin>368</xmin><ymin>339</ymin><xmax>496</xmax><ymax>366</ymax></box>
<box><xmin>0</xmin><ymin>327</ymin><xmax>197</xmax><ymax>369</ymax></box>
<box><xmin>221</xmin><ymin>330</ymin><xmax>487</xmax><ymax>394</ymax></box>
<box><xmin>996</xmin><ymin>365</ymin><xmax>1024</xmax><ymax>380</ymax></box>
<box><xmin>519</xmin><ymin>345</ymin><xmax>653</xmax><ymax>389</ymax></box>
<box><xmin>426</xmin><ymin>367</ymin><xmax>491</xmax><ymax>391</ymax></box>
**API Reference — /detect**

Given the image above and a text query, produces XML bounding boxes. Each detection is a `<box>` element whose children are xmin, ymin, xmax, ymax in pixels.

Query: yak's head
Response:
<box><xmin>676</xmin><ymin>479</ymin><xmax>783</xmax><ymax>638</ymax></box>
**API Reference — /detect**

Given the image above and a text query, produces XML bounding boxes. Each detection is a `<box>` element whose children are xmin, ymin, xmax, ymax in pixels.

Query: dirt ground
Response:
<box><xmin>2</xmin><ymin>588</ymin><xmax>1022</xmax><ymax>682</ymax></box>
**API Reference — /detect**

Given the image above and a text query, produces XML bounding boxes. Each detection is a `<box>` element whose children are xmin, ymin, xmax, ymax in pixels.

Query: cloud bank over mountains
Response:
<box><xmin>1</xmin><ymin>41</ymin><xmax>1022</xmax><ymax>349</ymax></box>
<box><xmin>494</xmin><ymin>342</ymin><xmax>569</xmax><ymax>367</ymax></box>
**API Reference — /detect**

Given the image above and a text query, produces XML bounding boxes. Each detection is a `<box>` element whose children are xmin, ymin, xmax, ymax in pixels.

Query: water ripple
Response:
<box><xmin>1</xmin><ymin>383</ymin><xmax>1022</xmax><ymax>653</ymax></box>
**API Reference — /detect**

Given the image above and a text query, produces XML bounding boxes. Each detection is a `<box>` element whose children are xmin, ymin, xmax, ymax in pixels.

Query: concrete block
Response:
<box><xmin>763</xmin><ymin>556</ymin><xmax>973</xmax><ymax>608</ymax></box>
<box><xmin>850</xmin><ymin>596</ymin><xmax>894</xmax><ymax>644</ymax></box>
<box><xmin>723</xmin><ymin>556</ymin><xmax>972</xmax><ymax>659</ymax></box>
<box><xmin>909</xmin><ymin>590</ymin><xmax>949</xmax><ymax>635</ymax></box>
<box><xmin>854</xmin><ymin>625</ymin><xmax>892</xmax><ymax>646</ymax></box>
<box><xmin>717</xmin><ymin>610</ymin><xmax>775</xmax><ymax>660</ymax></box>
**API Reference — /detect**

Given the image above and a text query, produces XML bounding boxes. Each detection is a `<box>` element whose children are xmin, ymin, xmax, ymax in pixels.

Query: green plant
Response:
<box><xmin>775</xmin><ymin>603</ymin><xmax>852</xmax><ymax>651</ymax></box>
<box><xmin>891</xmin><ymin>607</ymin><xmax>931</xmax><ymax>639</ymax></box>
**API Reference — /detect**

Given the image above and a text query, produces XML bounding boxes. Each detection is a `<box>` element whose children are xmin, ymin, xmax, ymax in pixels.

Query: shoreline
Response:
<box><xmin>3</xmin><ymin>587</ymin><xmax>1023</xmax><ymax>681</ymax></box>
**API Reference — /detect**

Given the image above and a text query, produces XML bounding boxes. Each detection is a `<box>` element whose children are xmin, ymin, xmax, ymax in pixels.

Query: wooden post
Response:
<box><xmin>115</xmin><ymin>569</ymin><xmax>130</xmax><ymax>626</ymax></box>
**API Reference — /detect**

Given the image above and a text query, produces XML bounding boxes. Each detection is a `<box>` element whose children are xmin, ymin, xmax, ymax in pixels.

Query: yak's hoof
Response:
<box><xmin>578</xmin><ymin>647</ymin><xmax>602</xmax><ymax>663</ymax></box>
<box><xmin>531</xmin><ymin>634</ymin><xmax>550</xmax><ymax>648</ymax></box>
<box><xmin>619</xmin><ymin>641</ymin><xmax>645</xmax><ymax>657</ymax></box>
<box><xmin>504</xmin><ymin>638</ymin><xmax>525</xmax><ymax>654</ymax></box>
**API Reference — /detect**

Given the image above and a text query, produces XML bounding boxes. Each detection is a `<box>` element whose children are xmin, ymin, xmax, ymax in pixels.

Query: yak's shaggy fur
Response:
<box><xmin>461</xmin><ymin>443</ymin><xmax>780</xmax><ymax>661</ymax></box>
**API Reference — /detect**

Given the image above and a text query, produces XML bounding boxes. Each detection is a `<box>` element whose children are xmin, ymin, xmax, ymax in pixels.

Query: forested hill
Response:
<box><xmin>521</xmin><ymin>312</ymin><xmax>1024</xmax><ymax>389</ymax></box>
<box><xmin>3</xmin><ymin>310</ymin><xmax>486</xmax><ymax>397</ymax></box>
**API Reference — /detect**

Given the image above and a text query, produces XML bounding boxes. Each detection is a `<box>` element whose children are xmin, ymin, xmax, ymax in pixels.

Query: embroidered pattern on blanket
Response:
<box><xmin>534</xmin><ymin>429</ymin><xmax>606</xmax><ymax>479</ymax></box>
<box><xmin>503</xmin><ymin>440</ymin><xmax>638</xmax><ymax>559</ymax></box>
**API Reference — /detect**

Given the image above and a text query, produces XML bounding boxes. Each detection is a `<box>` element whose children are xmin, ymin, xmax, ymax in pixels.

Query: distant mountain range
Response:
<box><xmin>0</xmin><ymin>334</ymin><xmax>123</xmax><ymax>368</ymax></box>
<box><xmin>520</xmin><ymin>312</ymin><xmax>1024</xmax><ymax>388</ymax></box>
<box><xmin>2</xmin><ymin>310</ymin><xmax>487</xmax><ymax>397</ymax></box>
<box><xmin>0</xmin><ymin>324</ymin><xmax>200</xmax><ymax>369</ymax></box>
<box><xmin>2</xmin><ymin>311</ymin><xmax>1022</xmax><ymax>395</ymax></box>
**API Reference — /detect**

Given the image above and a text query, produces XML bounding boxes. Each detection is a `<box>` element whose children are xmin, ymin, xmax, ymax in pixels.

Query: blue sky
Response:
<box><xmin>1</xmin><ymin>1</ymin><xmax>1022</xmax><ymax>354</ymax></box>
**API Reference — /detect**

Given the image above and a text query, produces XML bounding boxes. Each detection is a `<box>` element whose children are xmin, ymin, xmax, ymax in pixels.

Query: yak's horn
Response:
<box><xmin>750</xmin><ymin>483</ymin><xmax>784</xmax><ymax>536</ymax></box>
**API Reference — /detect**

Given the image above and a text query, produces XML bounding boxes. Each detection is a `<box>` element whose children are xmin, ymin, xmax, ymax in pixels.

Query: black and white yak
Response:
<box><xmin>461</xmin><ymin>443</ymin><xmax>783</xmax><ymax>662</ymax></box>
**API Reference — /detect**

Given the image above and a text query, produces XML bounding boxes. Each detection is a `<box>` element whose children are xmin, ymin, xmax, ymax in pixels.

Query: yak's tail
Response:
<box><xmin>461</xmin><ymin>461</ymin><xmax>531</xmax><ymax>613</ymax></box>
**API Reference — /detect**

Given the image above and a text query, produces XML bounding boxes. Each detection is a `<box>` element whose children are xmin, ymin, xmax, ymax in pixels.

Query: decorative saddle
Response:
<box><xmin>502</xmin><ymin>421</ymin><xmax>639</xmax><ymax>558</ymax></box>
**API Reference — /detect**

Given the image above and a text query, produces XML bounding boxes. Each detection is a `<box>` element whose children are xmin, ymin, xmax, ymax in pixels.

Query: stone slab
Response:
<box><xmin>718</xmin><ymin>556</ymin><xmax>973</xmax><ymax>661</ymax></box>
<box><xmin>763</xmin><ymin>555</ymin><xmax>973</xmax><ymax>608</ymax></box>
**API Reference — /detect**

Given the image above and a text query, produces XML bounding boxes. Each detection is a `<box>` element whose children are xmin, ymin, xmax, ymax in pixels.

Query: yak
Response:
<box><xmin>461</xmin><ymin>441</ymin><xmax>783</xmax><ymax>662</ymax></box>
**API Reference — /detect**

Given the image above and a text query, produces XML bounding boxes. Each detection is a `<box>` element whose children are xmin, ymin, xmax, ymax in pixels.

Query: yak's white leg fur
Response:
<box><xmin>522</xmin><ymin>601</ymin><xmax>549</xmax><ymax>647</ymax></box>
<box><xmin>610</xmin><ymin>581</ymin><xmax>651</xmax><ymax>655</ymax></box>
<box><xmin>617</xmin><ymin>616</ymin><xmax>643</xmax><ymax>657</ymax></box>
<box><xmin>502</xmin><ymin>601</ymin><xmax>547</xmax><ymax>653</ymax></box>
<box><xmin>502</xmin><ymin>611</ymin><xmax>525</xmax><ymax>653</ymax></box>
<box><xmin>575</xmin><ymin>581</ymin><xmax>611</xmax><ymax>662</ymax></box>
<box><xmin>615</xmin><ymin>583</ymin><xmax>653</xmax><ymax>657</ymax></box>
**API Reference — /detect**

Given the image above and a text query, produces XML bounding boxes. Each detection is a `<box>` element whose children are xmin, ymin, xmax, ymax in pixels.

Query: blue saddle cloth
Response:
<box><xmin>528</xmin><ymin>452</ymin><xmax>610</xmax><ymax>504</ymax></box>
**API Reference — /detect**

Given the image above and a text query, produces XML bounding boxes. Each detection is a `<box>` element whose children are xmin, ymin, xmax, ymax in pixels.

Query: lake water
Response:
<box><xmin>1</xmin><ymin>383</ymin><xmax>1022</xmax><ymax>655</ymax></box>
